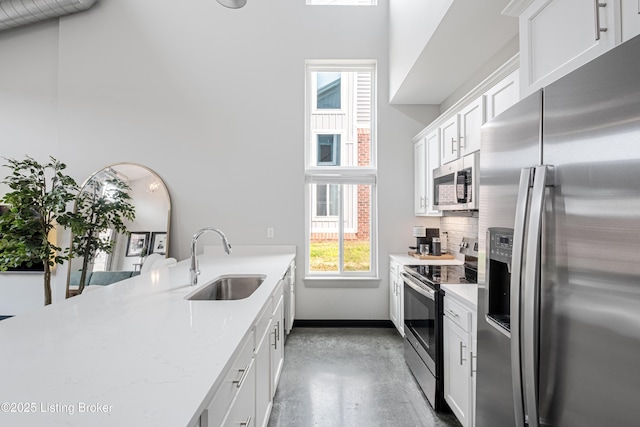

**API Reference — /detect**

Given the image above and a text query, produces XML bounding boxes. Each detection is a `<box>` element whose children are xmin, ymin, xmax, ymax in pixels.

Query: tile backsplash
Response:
<box><xmin>439</xmin><ymin>214</ymin><xmax>479</xmax><ymax>255</ymax></box>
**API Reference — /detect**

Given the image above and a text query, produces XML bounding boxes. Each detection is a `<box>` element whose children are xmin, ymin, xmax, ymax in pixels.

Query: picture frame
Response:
<box><xmin>150</xmin><ymin>232</ymin><xmax>167</xmax><ymax>255</ymax></box>
<box><xmin>126</xmin><ymin>232</ymin><xmax>150</xmax><ymax>257</ymax></box>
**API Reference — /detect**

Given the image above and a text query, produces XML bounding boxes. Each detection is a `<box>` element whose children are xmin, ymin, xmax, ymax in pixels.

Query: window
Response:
<box><xmin>317</xmin><ymin>73</ymin><xmax>341</xmax><ymax>109</ymax></box>
<box><xmin>317</xmin><ymin>134</ymin><xmax>340</xmax><ymax>165</ymax></box>
<box><xmin>305</xmin><ymin>61</ymin><xmax>377</xmax><ymax>278</ymax></box>
<box><xmin>315</xmin><ymin>184</ymin><xmax>339</xmax><ymax>217</ymax></box>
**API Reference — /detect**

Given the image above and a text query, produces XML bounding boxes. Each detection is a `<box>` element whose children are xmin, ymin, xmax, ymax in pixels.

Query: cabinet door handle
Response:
<box><xmin>470</xmin><ymin>350</ymin><xmax>477</xmax><ymax>378</ymax></box>
<box><xmin>459</xmin><ymin>135</ymin><xmax>465</xmax><ymax>149</ymax></box>
<box><xmin>232</xmin><ymin>362</ymin><xmax>251</xmax><ymax>389</ymax></box>
<box><xmin>459</xmin><ymin>341</ymin><xmax>467</xmax><ymax>365</ymax></box>
<box><xmin>276</xmin><ymin>320</ymin><xmax>280</xmax><ymax>342</ymax></box>
<box><xmin>594</xmin><ymin>1</ymin><xmax>608</xmax><ymax>41</ymax></box>
<box><xmin>240</xmin><ymin>416</ymin><xmax>252</xmax><ymax>426</ymax></box>
<box><xmin>451</xmin><ymin>138</ymin><xmax>457</xmax><ymax>153</ymax></box>
<box><xmin>445</xmin><ymin>308</ymin><xmax>460</xmax><ymax>319</ymax></box>
<box><xmin>272</xmin><ymin>324</ymin><xmax>279</xmax><ymax>350</ymax></box>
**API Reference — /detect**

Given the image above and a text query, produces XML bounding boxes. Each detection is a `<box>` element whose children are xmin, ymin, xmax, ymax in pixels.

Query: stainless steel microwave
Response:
<box><xmin>432</xmin><ymin>151</ymin><xmax>479</xmax><ymax>211</ymax></box>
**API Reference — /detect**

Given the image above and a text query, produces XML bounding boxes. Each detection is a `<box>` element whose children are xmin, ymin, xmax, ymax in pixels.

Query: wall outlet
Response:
<box><xmin>267</xmin><ymin>227</ymin><xmax>275</xmax><ymax>238</ymax></box>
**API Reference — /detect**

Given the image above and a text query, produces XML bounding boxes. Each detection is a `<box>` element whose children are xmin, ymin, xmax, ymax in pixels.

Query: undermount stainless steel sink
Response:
<box><xmin>185</xmin><ymin>274</ymin><xmax>266</xmax><ymax>301</ymax></box>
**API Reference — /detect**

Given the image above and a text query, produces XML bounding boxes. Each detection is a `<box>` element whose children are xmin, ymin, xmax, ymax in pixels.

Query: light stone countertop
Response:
<box><xmin>0</xmin><ymin>246</ymin><xmax>295</xmax><ymax>427</ymax></box>
<box><xmin>441</xmin><ymin>284</ymin><xmax>478</xmax><ymax>309</ymax></box>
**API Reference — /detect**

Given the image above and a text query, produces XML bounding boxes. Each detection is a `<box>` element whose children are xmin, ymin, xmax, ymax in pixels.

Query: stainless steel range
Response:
<box><xmin>402</xmin><ymin>237</ymin><xmax>478</xmax><ymax>411</ymax></box>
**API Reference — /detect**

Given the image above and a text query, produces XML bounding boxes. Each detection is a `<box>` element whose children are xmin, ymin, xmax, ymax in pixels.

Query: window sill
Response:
<box><xmin>303</xmin><ymin>275</ymin><xmax>380</xmax><ymax>288</ymax></box>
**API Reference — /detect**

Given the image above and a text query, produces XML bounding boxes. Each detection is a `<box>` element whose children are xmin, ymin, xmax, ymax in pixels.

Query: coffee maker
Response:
<box><xmin>412</xmin><ymin>226</ymin><xmax>440</xmax><ymax>255</ymax></box>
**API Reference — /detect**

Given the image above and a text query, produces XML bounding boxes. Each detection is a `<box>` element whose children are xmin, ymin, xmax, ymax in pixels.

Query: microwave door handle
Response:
<box><xmin>522</xmin><ymin>165</ymin><xmax>554</xmax><ymax>427</ymax></box>
<box><xmin>456</xmin><ymin>171</ymin><xmax>467</xmax><ymax>203</ymax></box>
<box><xmin>510</xmin><ymin>167</ymin><xmax>534</xmax><ymax>427</ymax></box>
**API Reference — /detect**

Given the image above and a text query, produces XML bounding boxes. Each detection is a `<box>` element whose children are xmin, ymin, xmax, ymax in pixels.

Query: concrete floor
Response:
<box><xmin>268</xmin><ymin>327</ymin><xmax>462</xmax><ymax>427</ymax></box>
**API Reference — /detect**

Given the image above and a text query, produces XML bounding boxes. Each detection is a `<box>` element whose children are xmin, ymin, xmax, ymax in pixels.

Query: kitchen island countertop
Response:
<box><xmin>0</xmin><ymin>246</ymin><xmax>295</xmax><ymax>427</ymax></box>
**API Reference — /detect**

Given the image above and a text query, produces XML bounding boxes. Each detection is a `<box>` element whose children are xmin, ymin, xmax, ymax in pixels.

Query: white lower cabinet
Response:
<box><xmin>222</xmin><ymin>358</ymin><xmax>256</xmax><ymax>427</ymax></box>
<box><xmin>201</xmin><ymin>281</ymin><xmax>285</xmax><ymax>427</ymax></box>
<box><xmin>271</xmin><ymin>292</ymin><xmax>285</xmax><ymax>396</ymax></box>
<box><xmin>255</xmin><ymin>299</ymin><xmax>274</xmax><ymax>427</ymax></box>
<box><xmin>204</xmin><ymin>332</ymin><xmax>255</xmax><ymax>427</ymax></box>
<box><xmin>443</xmin><ymin>294</ymin><xmax>475</xmax><ymax>427</ymax></box>
<box><xmin>389</xmin><ymin>259</ymin><xmax>403</xmax><ymax>336</ymax></box>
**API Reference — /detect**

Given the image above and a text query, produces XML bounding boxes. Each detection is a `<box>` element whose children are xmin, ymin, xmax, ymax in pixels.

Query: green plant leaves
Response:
<box><xmin>0</xmin><ymin>156</ymin><xmax>78</xmax><ymax>304</ymax></box>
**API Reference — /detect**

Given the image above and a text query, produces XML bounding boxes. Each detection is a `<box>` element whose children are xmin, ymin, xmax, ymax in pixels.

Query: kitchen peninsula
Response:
<box><xmin>0</xmin><ymin>246</ymin><xmax>296</xmax><ymax>427</ymax></box>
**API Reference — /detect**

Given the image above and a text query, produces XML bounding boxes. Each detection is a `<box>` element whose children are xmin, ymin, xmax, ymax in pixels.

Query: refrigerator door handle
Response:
<box><xmin>522</xmin><ymin>165</ymin><xmax>555</xmax><ymax>427</ymax></box>
<box><xmin>510</xmin><ymin>167</ymin><xmax>534</xmax><ymax>427</ymax></box>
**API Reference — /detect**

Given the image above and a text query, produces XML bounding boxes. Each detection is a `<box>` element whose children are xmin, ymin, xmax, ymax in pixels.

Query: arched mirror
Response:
<box><xmin>66</xmin><ymin>163</ymin><xmax>171</xmax><ymax>297</ymax></box>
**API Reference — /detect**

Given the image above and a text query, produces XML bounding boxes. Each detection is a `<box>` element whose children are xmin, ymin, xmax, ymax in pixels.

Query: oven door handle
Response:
<box><xmin>402</xmin><ymin>273</ymin><xmax>436</xmax><ymax>300</ymax></box>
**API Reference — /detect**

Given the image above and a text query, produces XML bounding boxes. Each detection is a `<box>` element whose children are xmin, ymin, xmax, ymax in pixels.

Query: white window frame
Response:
<box><xmin>311</xmin><ymin>182</ymin><xmax>340</xmax><ymax>220</ymax></box>
<box><xmin>311</xmin><ymin>72</ymin><xmax>346</xmax><ymax>115</ymax></box>
<box><xmin>304</xmin><ymin>60</ymin><xmax>378</xmax><ymax>280</ymax></box>
<box><xmin>312</xmin><ymin>131</ymin><xmax>343</xmax><ymax>166</ymax></box>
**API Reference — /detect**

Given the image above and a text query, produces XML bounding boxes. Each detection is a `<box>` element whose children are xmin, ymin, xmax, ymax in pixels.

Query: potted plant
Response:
<box><xmin>62</xmin><ymin>176</ymin><xmax>136</xmax><ymax>294</ymax></box>
<box><xmin>0</xmin><ymin>156</ymin><xmax>78</xmax><ymax>305</ymax></box>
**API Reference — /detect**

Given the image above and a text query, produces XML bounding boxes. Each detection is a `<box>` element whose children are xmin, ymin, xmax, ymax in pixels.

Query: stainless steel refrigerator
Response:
<box><xmin>476</xmin><ymin>34</ymin><xmax>640</xmax><ymax>427</ymax></box>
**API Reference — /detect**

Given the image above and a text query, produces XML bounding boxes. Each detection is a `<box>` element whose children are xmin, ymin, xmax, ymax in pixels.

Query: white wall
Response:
<box><xmin>389</xmin><ymin>0</ymin><xmax>453</xmax><ymax>101</ymax></box>
<box><xmin>388</xmin><ymin>0</ymin><xmax>518</xmax><ymax>104</ymax></box>
<box><xmin>0</xmin><ymin>20</ymin><xmax>63</xmax><ymax>313</ymax></box>
<box><xmin>439</xmin><ymin>35</ymin><xmax>519</xmax><ymax>113</ymax></box>
<box><xmin>0</xmin><ymin>0</ymin><xmax>436</xmax><ymax>318</ymax></box>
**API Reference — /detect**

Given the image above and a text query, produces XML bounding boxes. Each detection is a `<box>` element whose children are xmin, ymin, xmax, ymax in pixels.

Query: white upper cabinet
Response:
<box><xmin>484</xmin><ymin>70</ymin><xmax>520</xmax><ymax>121</ymax></box>
<box><xmin>414</xmin><ymin>130</ymin><xmax>442</xmax><ymax>217</ymax></box>
<box><xmin>621</xmin><ymin>0</ymin><xmax>640</xmax><ymax>41</ymax></box>
<box><xmin>412</xmin><ymin>56</ymin><xmax>518</xmax><ymax>220</ymax></box>
<box><xmin>458</xmin><ymin>97</ymin><xmax>485</xmax><ymax>156</ymax></box>
<box><xmin>440</xmin><ymin>116</ymin><xmax>460</xmax><ymax>165</ymax></box>
<box><xmin>425</xmin><ymin>130</ymin><xmax>441</xmax><ymax>216</ymax></box>
<box><xmin>414</xmin><ymin>138</ymin><xmax>427</xmax><ymax>216</ymax></box>
<box><xmin>519</xmin><ymin>0</ymin><xmax>619</xmax><ymax>97</ymax></box>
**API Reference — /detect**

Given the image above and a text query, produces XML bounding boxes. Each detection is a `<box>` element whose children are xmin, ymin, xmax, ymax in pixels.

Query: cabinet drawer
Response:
<box><xmin>221</xmin><ymin>357</ymin><xmax>256</xmax><ymax>427</ymax></box>
<box><xmin>205</xmin><ymin>333</ymin><xmax>254</xmax><ymax>427</ymax></box>
<box><xmin>390</xmin><ymin>261</ymin><xmax>398</xmax><ymax>276</ymax></box>
<box><xmin>272</xmin><ymin>282</ymin><xmax>284</xmax><ymax>317</ymax></box>
<box><xmin>254</xmin><ymin>297</ymin><xmax>273</xmax><ymax>349</ymax></box>
<box><xmin>443</xmin><ymin>296</ymin><xmax>472</xmax><ymax>333</ymax></box>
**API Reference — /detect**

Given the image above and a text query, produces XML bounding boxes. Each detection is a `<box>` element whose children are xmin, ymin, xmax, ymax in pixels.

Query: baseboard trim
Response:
<box><xmin>293</xmin><ymin>319</ymin><xmax>394</xmax><ymax>328</ymax></box>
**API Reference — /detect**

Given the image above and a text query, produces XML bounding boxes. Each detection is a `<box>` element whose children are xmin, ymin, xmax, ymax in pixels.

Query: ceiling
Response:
<box><xmin>390</xmin><ymin>0</ymin><xmax>519</xmax><ymax>105</ymax></box>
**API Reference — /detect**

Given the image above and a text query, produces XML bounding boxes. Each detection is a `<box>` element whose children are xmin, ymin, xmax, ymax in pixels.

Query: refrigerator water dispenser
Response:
<box><xmin>486</xmin><ymin>228</ymin><xmax>513</xmax><ymax>333</ymax></box>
